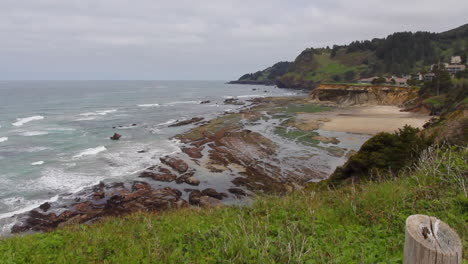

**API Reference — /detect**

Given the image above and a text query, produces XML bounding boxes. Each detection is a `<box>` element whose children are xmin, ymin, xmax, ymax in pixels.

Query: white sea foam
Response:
<box><xmin>31</xmin><ymin>161</ymin><xmax>44</xmax><ymax>166</ymax></box>
<box><xmin>100</xmin><ymin>140</ymin><xmax>181</xmax><ymax>177</ymax></box>
<box><xmin>0</xmin><ymin>137</ymin><xmax>8</xmax><ymax>143</ymax></box>
<box><xmin>0</xmin><ymin>195</ymin><xmax>59</xmax><ymax>219</ymax></box>
<box><xmin>164</xmin><ymin>101</ymin><xmax>198</xmax><ymax>106</ymax></box>
<box><xmin>12</xmin><ymin>115</ymin><xmax>44</xmax><ymax>127</ymax></box>
<box><xmin>46</xmin><ymin>127</ymin><xmax>76</xmax><ymax>131</ymax></box>
<box><xmin>73</xmin><ymin>146</ymin><xmax>107</xmax><ymax>158</ymax></box>
<box><xmin>79</xmin><ymin>109</ymin><xmax>117</xmax><ymax>116</ymax></box>
<box><xmin>75</xmin><ymin>117</ymin><xmax>98</xmax><ymax>121</ymax></box>
<box><xmin>35</xmin><ymin>168</ymin><xmax>103</xmax><ymax>193</ymax></box>
<box><xmin>138</xmin><ymin>103</ymin><xmax>160</xmax><ymax>107</ymax></box>
<box><xmin>20</xmin><ymin>131</ymin><xmax>49</xmax><ymax>137</ymax></box>
<box><xmin>23</xmin><ymin>146</ymin><xmax>50</xmax><ymax>153</ymax></box>
<box><xmin>157</xmin><ymin>119</ymin><xmax>178</xmax><ymax>126</ymax></box>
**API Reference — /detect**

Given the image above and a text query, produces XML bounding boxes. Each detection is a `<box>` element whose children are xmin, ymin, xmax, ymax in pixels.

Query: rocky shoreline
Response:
<box><xmin>8</xmin><ymin>95</ymin><xmax>373</xmax><ymax>234</ymax></box>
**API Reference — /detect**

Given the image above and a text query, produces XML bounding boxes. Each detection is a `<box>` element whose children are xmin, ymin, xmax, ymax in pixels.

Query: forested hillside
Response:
<box><xmin>231</xmin><ymin>23</ymin><xmax>468</xmax><ymax>89</ymax></box>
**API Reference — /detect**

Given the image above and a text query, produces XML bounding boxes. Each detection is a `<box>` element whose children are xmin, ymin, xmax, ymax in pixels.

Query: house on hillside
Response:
<box><xmin>423</xmin><ymin>72</ymin><xmax>436</xmax><ymax>81</ymax></box>
<box><xmin>388</xmin><ymin>76</ymin><xmax>408</xmax><ymax>85</ymax></box>
<box><xmin>412</xmin><ymin>73</ymin><xmax>424</xmax><ymax>81</ymax></box>
<box><xmin>446</xmin><ymin>64</ymin><xmax>466</xmax><ymax>74</ymax></box>
<box><xmin>451</xmin><ymin>56</ymin><xmax>462</xmax><ymax>64</ymax></box>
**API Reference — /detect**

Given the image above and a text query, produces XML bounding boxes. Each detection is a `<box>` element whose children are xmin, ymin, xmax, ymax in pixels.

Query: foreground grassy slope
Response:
<box><xmin>0</xmin><ymin>147</ymin><xmax>466</xmax><ymax>263</ymax></box>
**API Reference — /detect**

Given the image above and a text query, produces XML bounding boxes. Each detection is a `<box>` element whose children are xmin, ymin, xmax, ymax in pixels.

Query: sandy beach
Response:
<box><xmin>298</xmin><ymin>106</ymin><xmax>430</xmax><ymax>135</ymax></box>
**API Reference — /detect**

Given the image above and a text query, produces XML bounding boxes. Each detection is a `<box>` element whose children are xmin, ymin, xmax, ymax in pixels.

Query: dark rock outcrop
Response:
<box><xmin>188</xmin><ymin>189</ymin><xmax>223</xmax><ymax>207</ymax></box>
<box><xmin>182</xmin><ymin>147</ymin><xmax>203</xmax><ymax>159</ymax></box>
<box><xmin>228</xmin><ymin>188</ymin><xmax>247</xmax><ymax>196</ymax></box>
<box><xmin>223</xmin><ymin>98</ymin><xmax>245</xmax><ymax>105</ymax></box>
<box><xmin>139</xmin><ymin>166</ymin><xmax>177</xmax><ymax>182</ymax></box>
<box><xmin>11</xmin><ymin>182</ymin><xmax>187</xmax><ymax>233</ymax></box>
<box><xmin>160</xmin><ymin>156</ymin><xmax>188</xmax><ymax>173</ymax></box>
<box><xmin>168</xmin><ymin>117</ymin><xmax>204</xmax><ymax>127</ymax></box>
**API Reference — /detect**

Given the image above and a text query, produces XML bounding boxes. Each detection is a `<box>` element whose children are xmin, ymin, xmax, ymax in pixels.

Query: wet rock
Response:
<box><xmin>199</xmin><ymin>196</ymin><xmax>223</xmax><ymax>208</ymax></box>
<box><xmin>139</xmin><ymin>168</ymin><xmax>177</xmax><ymax>182</ymax></box>
<box><xmin>223</xmin><ymin>98</ymin><xmax>245</xmax><ymax>105</ymax></box>
<box><xmin>188</xmin><ymin>190</ymin><xmax>202</xmax><ymax>205</ymax></box>
<box><xmin>311</xmin><ymin>135</ymin><xmax>340</xmax><ymax>144</ymax></box>
<box><xmin>232</xmin><ymin>177</ymin><xmax>250</xmax><ymax>186</ymax></box>
<box><xmin>92</xmin><ymin>192</ymin><xmax>105</xmax><ymax>200</ymax></box>
<box><xmin>188</xmin><ymin>190</ymin><xmax>221</xmax><ymax>207</ymax></box>
<box><xmin>160</xmin><ymin>156</ymin><xmax>189</xmax><ymax>173</ymax></box>
<box><xmin>182</xmin><ymin>147</ymin><xmax>203</xmax><ymax>159</ymax></box>
<box><xmin>39</xmin><ymin>202</ymin><xmax>51</xmax><ymax>212</ymax></box>
<box><xmin>11</xmin><ymin>182</ymin><xmax>187</xmax><ymax>233</ymax></box>
<box><xmin>201</xmin><ymin>188</ymin><xmax>228</xmax><ymax>200</ymax></box>
<box><xmin>168</xmin><ymin>117</ymin><xmax>204</xmax><ymax>127</ymax></box>
<box><xmin>110</xmin><ymin>133</ymin><xmax>122</xmax><ymax>140</ymax></box>
<box><xmin>228</xmin><ymin>188</ymin><xmax>247</xmax><ymax>196</ymax></box>
<box><xmin>185</xmin><ymin>177</ymin><xmax>201</xmax><ymax>186</ymax></box>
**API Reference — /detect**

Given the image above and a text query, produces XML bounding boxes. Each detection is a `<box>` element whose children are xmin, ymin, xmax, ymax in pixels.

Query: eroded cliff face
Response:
<box><xmin>309</xmin><ymin>84</ymin><xmax>417</xmax><ymax>106</ymax></box>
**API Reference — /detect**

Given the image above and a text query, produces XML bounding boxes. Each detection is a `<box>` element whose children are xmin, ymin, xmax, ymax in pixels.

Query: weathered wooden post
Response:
<box><xmin>404</xmin><ymin>214</ymin><xmax>462</xmax><ymax>264</ymax></box>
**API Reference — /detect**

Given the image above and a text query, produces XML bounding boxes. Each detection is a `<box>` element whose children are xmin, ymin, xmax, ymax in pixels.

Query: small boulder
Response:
<box><xmin>228</xmin><ymin>188</ymin><xmax>247</xmax><ymax>196</ymax></box>
<box><xmin>110</xmin><ymin>133</ymin><xmax>122</xmax><ymax>140</ymax></box>
<box><xmin>185</xmin><ymin>177</ymin><xmax>200</xmax><ymax>186</ymax></box>
<box><xmin>201</xmin><ymin>188</ymin><xmax>228</xmax><ymax>200</ymax></box>
<box><xmin>223</xmin><ymin>98</ymin><xmax>245</xmax><ymax>105</ymax></box>
<box><xmin>39</xmin><ymin>202</ymin><xmax>51</xmax><ymax>212</ymax></box>
<box><xmin>199</xmin><ymin>196</ymin><xmax>223</xmax><ymax>208</ymax></box>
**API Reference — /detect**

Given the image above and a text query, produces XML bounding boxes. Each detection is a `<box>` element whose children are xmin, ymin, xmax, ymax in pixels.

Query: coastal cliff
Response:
<box><xmin>309</xmin><ymin>84</ymin><xmax>417</xmax><ymax>106</ymax></box>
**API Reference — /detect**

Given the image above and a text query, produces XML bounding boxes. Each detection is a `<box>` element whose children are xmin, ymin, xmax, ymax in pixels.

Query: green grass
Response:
<box><xmin>424</xmin><ymin>96</ymin><xmax>446</xmax><ymax>108</ymax></box>
<box><xmin>302</xmin><ymin>54</ymin><xmax>358</xmax><ymax>82</ymax></box>
<box><xmin>0</xmin><ymin>147</ymin><xmax>466</xmax><ymax>264</ymax></box>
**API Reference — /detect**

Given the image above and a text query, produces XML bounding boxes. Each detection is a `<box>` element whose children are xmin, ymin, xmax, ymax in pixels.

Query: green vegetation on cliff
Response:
<box><xmin>233</xmin><ymin>23</ymin><xmax>468</xmax><ymax>89</ymax></box>
<box><xmin>0</xmin><ymin>146</ymin><xmax>466</xmax><ymax>263</ymax></box>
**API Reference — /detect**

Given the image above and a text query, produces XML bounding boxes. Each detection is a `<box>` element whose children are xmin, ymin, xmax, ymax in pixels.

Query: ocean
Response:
<box><xmin>0</xmin><ymin>80</ymin><xmax>301</xmax><ymax>232</ymax></box>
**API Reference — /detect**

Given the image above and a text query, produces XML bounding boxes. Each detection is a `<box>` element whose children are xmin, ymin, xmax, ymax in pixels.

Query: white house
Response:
<box><xmin>450</xmin><ymin>56</ymin><xmax>462</xmax><ymax>64</ymax></box>
<box><xmin>446</xmin><ymin>64</ymin><xmax>466</xmax><ymax>74</ymax></box>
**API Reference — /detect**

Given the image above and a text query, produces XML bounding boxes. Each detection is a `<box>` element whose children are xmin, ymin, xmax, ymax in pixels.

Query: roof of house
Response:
<box><xmin>358</xmin><ymin>76</ymin><xmax>379</xmax><ymax>82</ymax></box>
<box><xmin>447</xmin><ymin>64</ymin><xmax>466</xmax><ymax>69</ymax></box>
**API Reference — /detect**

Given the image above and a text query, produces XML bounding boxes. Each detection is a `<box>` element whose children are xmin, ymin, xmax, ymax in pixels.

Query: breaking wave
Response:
<box><xmin>73</xmin><ymin>146</ymin><xmax>107</xmax><ymax>158</ymax></box>
<box><xmin>12</xmin><ymin>115</ymin><xmax>44</xmax><ymax>127</ymax></box>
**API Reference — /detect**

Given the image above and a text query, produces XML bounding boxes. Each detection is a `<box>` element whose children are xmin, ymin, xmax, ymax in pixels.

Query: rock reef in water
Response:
<box><xmin>11</xmin><ymin>182</ymin><xmax>186</xmax><ymax>233</ymax></box>
<box><xmin>168</xmin><ymin>117</ymin><xmax>204</xmax><ymax>127</ymax></box>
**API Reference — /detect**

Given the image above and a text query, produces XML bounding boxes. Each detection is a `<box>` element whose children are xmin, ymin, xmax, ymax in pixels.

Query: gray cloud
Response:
<box><xmin>0</xmin><ymin>0</ymin><xmax>466</xmax><ymax>80</ymax></box>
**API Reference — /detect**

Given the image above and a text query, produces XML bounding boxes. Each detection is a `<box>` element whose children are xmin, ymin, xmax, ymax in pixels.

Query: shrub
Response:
<box><xmin>329</xmin><ymin>125</ymin><xmax>432</xmax><ymax>185</ymax></box>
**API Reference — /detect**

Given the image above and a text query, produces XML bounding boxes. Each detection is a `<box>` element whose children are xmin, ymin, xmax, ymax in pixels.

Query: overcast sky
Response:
<box><xmin>0</xmin><ymin>0</ymin><xmax>466</xmax><ymax>80</ymax></box>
